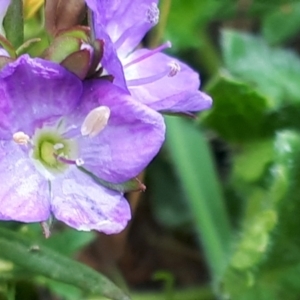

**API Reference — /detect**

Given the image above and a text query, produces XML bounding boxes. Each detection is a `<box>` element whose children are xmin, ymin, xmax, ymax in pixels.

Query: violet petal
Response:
<box><xmin>86</xmin><ymin>0</ymin><xmax>159</xmax><ymax>58</ymax></box>
<box><xmin>0</xmin><ymin>55</ymin><xmax>82</xmax><ymax>139</ymax></box>
<box><xmin>66</xmin><ymin>79</ymin><xmax>165</xmax><ymax>183</ymax></box>
<box><xmin>0</xmin><ymin>141</ymin><xmax>50</xmax><ymax>222</ymax></box>
<box><xmin>125</xmin><ymin>49</ymin><xmax>212</xmax><ymax>113</ymax></box>
<box><xmin>51</xmin><ymin>168</ymin><xmax>131</xmax><ymax>234</ymax></box>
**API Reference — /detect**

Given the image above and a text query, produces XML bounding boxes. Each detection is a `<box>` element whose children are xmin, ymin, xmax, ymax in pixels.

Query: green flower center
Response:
<box><xmin>32</xmin><ymin>129</ymin><xmax>78</xmax><ymax>176</ymax></box>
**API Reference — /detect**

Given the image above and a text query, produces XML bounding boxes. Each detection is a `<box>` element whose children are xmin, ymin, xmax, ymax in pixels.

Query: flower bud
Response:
<box><xmin>45</xmin><ymin>0</ymin><xmax>85</xmax><ymax>36</ymax></box>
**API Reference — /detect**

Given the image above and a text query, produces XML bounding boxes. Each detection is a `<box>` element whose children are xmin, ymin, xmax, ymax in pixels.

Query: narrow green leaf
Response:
<box><xmin>165</xmin><ymin>116</ymin><xmax>232</xmax><ymax>280</ymax></box>
<box><xmin>3</xmin><ymin>0</ymin><xmax>24</xmax><ymax>49</ymax></box>
<box><xmin>0</xmin><ymin>227</ymin><xmax>130</xmax><ymax>300</ymax></box>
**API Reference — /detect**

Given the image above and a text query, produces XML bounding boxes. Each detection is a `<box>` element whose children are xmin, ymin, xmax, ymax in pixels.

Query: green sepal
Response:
<box><xmin>77</xmin><ymin>166</ymin><xmax>146</xmax><ymax>193</ymax></box>
<box><xmin>42</xmin><ymin>36</ymin><xmax>81</xmax><ymax>63</ymax></box>
<box><xmin>56</xmin><ymin>26</ymin><xmax>90</xmax><ymax>42</ymax></box>
<box><xmin>0</xmin><ymin>227</ymin><xmax>130</xmax><ymax>300</ymax></box>
<box><xmin>61</xmin><ymin>49</ymin><xmax>91</xmax><ymax>79</ymax></box>
<box><xmin>16</xmin><ymin>38</ymin><xmax>41</xmax><ymax>56</ymax></box>
<box><xmin>0</xmin><ymin>34</ymin><xmax>16</xmax><ymax>58</ymax></box>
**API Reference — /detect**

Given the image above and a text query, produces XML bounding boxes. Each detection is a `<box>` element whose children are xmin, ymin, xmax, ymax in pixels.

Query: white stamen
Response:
<box><xmin>13</xmin><ymin>131</ymin><xmax>30</xmax><ymax>145</ymax></box>
<box><xmin>81</xmin><ymin>106</ymin><xmax>111</xmax><ymax>137</ymax></box>
<box><xmin>168</xmin><ymin>61</ymin><xmax>181</xmax><ymax>77</ymax></box>
<box><xmin>146</xmin><ymin>3</ymin><xmax>159</xmax><ymax>25</ymax></box>
<box><xmin>53</xmin><ymin>143</ymin><xmax>64</xmax><ymax>150</ymax></box>
<box><xmin>75</xmin><ymin>158</ymin><xmax>85</xmax><ymax>166</ymax></box>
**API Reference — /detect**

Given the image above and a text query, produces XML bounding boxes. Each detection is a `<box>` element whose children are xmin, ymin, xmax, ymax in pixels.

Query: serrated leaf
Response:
<box><xmin>222</xmin><ymin>130</ymin><xmax>300</xmax><ymax>299</ymax></box>
<box><xmin>222</xmin><ymin>30</ymin><xmax>300</xmax><ymax>105</ymax></box>
<box><xmin>203</xmin><ymin>75</ymin><xmax>269</xmax><ymax>142</ymax></box>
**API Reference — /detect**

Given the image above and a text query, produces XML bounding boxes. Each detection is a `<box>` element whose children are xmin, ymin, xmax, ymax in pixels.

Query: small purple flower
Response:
<box><xmin>0</xmin><ymin>55</ymin><xmax>165</xmax><ymax>233</ymax></box>
<box><xmin>86</xmin><ymin>0</ymin><xmax>212</xmax><ymax>114</ymax></box>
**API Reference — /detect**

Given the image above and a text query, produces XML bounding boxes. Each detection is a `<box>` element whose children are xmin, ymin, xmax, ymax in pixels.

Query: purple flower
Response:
<box><xmin>86</xmin><ymin>0</ymin><xmax>212</xmax><ymax>114</ymax></box>
<box><xmin>0</xmin><ymin>55</ymin><xmax>165</xmax><ymax>233</ymax></box>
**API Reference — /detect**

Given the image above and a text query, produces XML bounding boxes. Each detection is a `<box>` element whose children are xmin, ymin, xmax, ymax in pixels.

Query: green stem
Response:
<box><xmin>149</xmin><ymin>0</ymin><xmax>172</xmax><ymax>48</ymax></box>
<box><xmin>198</xmin><ymin>28</ymin><xmax>222</xmax><ymax>77</ymax></box>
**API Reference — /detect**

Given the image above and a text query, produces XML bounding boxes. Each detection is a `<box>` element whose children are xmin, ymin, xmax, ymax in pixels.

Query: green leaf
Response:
<box><xmin>3</xmin><ymin>0</ymin><xmax>24</xmax><ymax>49</ymax></box>
<box><xmin>0</xmin><ymin>227</ymin><xmax>130</xmax><ymax>300</ymax></box>
<box><xmin>231</xmin><ymin>131</ymin><xmax>300</xmax><ymax>299</ymax></box>
<box><xmin>221</xmin><ymin>131</ymin><xmax>300</xmax><ymax>299</ymax></box>
<box><xmin>165</xmin><ymin>116</ymin><xmax>232</xmax><ymax>281</ymax></box>
<box><xmin>262</xmin><ymin>3</ymin><xmax>300</xmax><ymax>44</ymax></box>
<box><xmin>203</xmin><ymin>75</ymin><xmax>270</xmax><ymax>142</ymax></box>
<box><xmin>222</xmin><ymin>30</ymin><xmax>300</xmax><ymax>105</ymax></box>
<box><xmin>264</xmin><ymin>130</ymin><xmax>300</xmax><ymax>268</ymax></box>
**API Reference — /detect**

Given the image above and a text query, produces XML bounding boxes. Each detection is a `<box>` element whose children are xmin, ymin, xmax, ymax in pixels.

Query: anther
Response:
<box><xmin>54</xmin><ymin>154</ymin><xmax>85</xmax><ymax>167</ymax></box>
<box><xmin>75</xmin><ymin>158</ymin><xmax>85</xmax><ymax>166</ymax></box>
<box><xmin>146</xmin><ymin>3</ymin><xmax>159</xmax><ymax>24</ymax></box>
<box><xmin>81</xmin><ymin>106</ymin><xmax>111</xmax><ymax>138</ymax></box>
<box><xmin>13</xmin><ymin>131</ymin><xmax>30</xmax><ymax>145</ymax></box>
<box><xmin>168</xmin><ymin>61</ymin><xmax>180</xmax><ymax>77</ymax></box>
